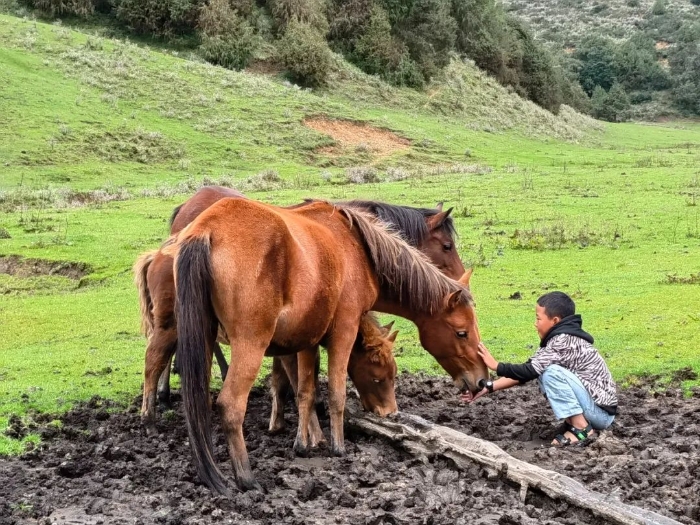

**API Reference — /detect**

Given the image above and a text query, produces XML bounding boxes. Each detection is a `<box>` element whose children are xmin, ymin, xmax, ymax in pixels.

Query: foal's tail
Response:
<box><xmin>133</xmin><ymin>250</ymin><xmax>157</xmax><ymax>338</ymax></box>
<box><xmin>175</xmin><ymin>235</ymin><xmax>230</xmax><ymax>496</ymax></box>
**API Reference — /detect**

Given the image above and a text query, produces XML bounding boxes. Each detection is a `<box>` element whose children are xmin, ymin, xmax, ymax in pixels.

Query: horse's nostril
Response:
<box><xmin>477</xmin><ymin>378</ymin><xmax>487</xmax><ymax>390</ymax></box>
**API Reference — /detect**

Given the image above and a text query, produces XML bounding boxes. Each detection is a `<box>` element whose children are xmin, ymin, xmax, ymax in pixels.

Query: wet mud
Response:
<box><xmin>1</xmin><ymin>373</ymin><xmax>699</xmax><ymax>525</ymax></box>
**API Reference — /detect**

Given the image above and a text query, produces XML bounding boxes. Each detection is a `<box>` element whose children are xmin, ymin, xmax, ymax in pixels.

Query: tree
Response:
<box><xmin>575</xmin><ymin>36</ymin><xmax>617</xmax><ymax>95</ymax></box>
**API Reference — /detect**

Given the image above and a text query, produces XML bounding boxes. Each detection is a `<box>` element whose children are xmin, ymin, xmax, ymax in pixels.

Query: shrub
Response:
<box><xmin>277</xmin><ymin>20</ymin><xmax>333</xmax><ymax>87</ymax></box>
<box><xmin>651</xmin><ymin>0</ymin><xmax>665</xmax><ymax>15</ymax></box>
<box><xmin>25</xmin><ymin>0</ymin><xmax>93</xmax><ymax>16</ymax></box>
<box><xmin>198</xmin><ymin>0</ymin><xmax>259</xmax><ymax>70</ymax></box>
<box><xmin>327</xmin><ymin>0</ymin><xmax>374</xmax><ymax>52</ymax></box>
<box><xmin>116</xmin><ymin>0</ymin><xmax>202</xmax><ymax>37</ymax></box>
<box><xmin>268</xmin><ymin>0</ymin><xmax>328</xmax><ymax>34</ymax></box>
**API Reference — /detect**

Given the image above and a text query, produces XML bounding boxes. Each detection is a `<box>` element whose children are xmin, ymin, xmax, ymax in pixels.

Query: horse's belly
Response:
<box><xmin>270</xmin><ymin>306</ymin><xmax>330</xmax><ymax>353</ymax></box>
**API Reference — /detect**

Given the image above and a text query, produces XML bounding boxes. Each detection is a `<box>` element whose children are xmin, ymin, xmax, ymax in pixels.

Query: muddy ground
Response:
<box><xmin>1</xmin><ymin>373</ymin><xmax>699</xmax><ymax>525</ymax></box>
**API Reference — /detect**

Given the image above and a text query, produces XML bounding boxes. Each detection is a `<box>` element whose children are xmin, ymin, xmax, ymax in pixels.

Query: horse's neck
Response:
<box><xmin>371</xmin><ymin>295</ymin><xmax>424</xmax><ymax>326</ymax></box>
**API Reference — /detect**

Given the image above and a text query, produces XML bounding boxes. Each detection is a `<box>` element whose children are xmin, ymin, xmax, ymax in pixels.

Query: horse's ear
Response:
<box><xmin>426</xmin><ymin>208</ymin><xmax>453</xmax><ymax>230</ymax></box>
<box><xmin>381</xmin><ymin>320</ymin><xmax>395</xmax><ymax>335</ymax></box>
<box><xmin>458</xmin><ymin>268</ymin><xmax>473</xmax><ymax>287</ymax></box>
<box><xmin>435</xmin><ymin>201</ymin><xmax>444</xmax><ymax>211</ymax></box>
<box><xmin>447</xmin><ymin>290</ymin><xmax>463</xmax><ymax>310</ymax></box>
<box><xmin>387</xmin><ymin>330</ymin><xmax>399</xmax><ymax>343</ymax></box>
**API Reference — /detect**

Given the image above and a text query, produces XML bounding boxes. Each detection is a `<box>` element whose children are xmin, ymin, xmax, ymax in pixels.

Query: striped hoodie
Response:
<box><xmin>496</xmin><ymin>315</ymin><xmax>618</xmax><ymax>415</ymax></box>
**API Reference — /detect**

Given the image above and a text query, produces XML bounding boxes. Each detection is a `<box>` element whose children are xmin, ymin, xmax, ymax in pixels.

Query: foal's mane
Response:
<box><xmin>341</xmin><ymin>200</ymin><xmax>457</xmax><ymax>246</ymax></box>
<box><xmin>339</xmin><ymin>207</ymin><xmax>471</xmax><ymax>313</ymax></box>
<box><xmin>356</xmin><ymin>313</ymin><xmax>394</xmax><ymax>365</ymax></box>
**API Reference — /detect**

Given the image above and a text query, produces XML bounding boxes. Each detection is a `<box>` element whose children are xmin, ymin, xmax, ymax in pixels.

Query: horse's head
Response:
<box><xmin>422</xmin><ymin>205</ymin><xmax>465</xmax><ymax>281</ymax></box>
<box><xmin>416</xmin><ymin>269</ymin><xmax>489</xmax><ymax>395</ymax></box>
<box><xmin>348</xmin><ymin>320</ymin><xmax>399</xmax><ymax>417</ymax></box>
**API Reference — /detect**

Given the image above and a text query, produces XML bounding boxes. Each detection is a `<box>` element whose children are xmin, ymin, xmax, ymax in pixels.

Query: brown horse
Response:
<box><xmin>267</xmin><ymin>199</ymin><xmax>464</xmax><ymax>433</ymax></box>
<box><xmin>135</xmin><ymin>187</ymin><xmax>461</xmax><ymax>425</ymax></box>
<box><xmin>171</xmin><ymin>198</ymin><xmax>486</xmax><ymax>493</ymax></box>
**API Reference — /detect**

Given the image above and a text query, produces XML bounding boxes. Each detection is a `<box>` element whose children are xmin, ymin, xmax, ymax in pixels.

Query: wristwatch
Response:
<box><xmin>484</xmin><ymin>380</ymin><xmax>494</xmax><ymax>393</ymax></box>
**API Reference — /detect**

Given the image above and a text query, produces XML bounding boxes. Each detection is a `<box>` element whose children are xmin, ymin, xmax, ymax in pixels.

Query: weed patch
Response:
<box><xmin>663</xmin><ymin>273</ymin><xmax>700</xmax><ymax>285</ymax></box>
<box><xmin>510</xmin><ymin>223</ymin><xmax>625</xmax><ymax>250</ymax></box>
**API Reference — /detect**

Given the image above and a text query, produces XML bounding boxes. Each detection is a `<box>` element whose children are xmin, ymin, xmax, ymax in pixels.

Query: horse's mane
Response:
<box><xmin>339</xmin><ymin>207</ymin><xmax>471</xmax><ymax>313</ymax></box>
<box><xmin>340</xmin><ymin>200</ymin><xmax>457</xmax><ymax>246</ymax></box>
<box><xmin>169</xmin><ymin>203</ymin><xmax>184</xmax><ymax>229</ymax></box>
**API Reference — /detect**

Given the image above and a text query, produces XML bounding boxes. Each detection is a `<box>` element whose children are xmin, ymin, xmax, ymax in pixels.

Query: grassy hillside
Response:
<box><xmin>502</xmin><ymin>0</ymin><xmax>700</xmax><ymax>43</ymax></box>
<box><xmin>1</xmin><ymin>14</ymin><xmax>699</xmax><ymax>454</ymax></box>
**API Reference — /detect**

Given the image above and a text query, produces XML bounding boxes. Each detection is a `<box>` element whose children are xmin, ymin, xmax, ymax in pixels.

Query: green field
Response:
<box><xmin>1</xmin><ymin>15</ymin><xmax>699</xmax><ymax>454</ymax></box>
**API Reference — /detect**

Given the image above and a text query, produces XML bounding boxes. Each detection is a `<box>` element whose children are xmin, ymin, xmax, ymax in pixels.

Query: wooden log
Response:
<box><xmin>345</xmin><ymin>409</ymin><xmax>682</xmax><ymax>525</ymax></box>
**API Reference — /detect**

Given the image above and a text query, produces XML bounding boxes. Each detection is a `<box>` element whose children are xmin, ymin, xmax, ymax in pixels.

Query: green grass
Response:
<box><xmin>1</xmin><ymin>14</ymin><xmax>699</xmax><ymax>454</ymax></box>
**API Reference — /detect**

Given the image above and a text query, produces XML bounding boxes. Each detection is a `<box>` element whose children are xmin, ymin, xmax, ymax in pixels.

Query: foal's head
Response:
<box><xmin>348</xmin><ymin>316</ymin><xmax>398</xmax><ymax>417</ymax></box>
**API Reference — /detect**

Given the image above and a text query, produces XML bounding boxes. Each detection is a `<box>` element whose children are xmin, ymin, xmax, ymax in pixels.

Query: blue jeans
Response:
<box><xmin>538</xmin><ymin>365</ymin><xmax>615</xmax><ymax>430</ymax></box>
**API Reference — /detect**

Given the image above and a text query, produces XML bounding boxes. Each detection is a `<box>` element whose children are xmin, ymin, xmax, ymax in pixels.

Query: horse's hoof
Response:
<box><xmin>237</xmin><ymin>478</ymin><xmax>263</xmax><ymax>492</ymax></box>
<box><xmin>330</xmin><ymin>444</ymin><xmax>346</xmax><ymax>457</ymax></box>
<box><xmin>142</xmin><ymin>421</ymin><xmax>158</xmax><ymax>437</ymax></box>
<box><xmin>293</xmin><ymin>439</ymin><xmax>310</xmax><ymax>457</ymax></box>
<box><xmin>268</xmin><ymin>421</ymin><xmax>286</xmax><ymax>435</ymax></box>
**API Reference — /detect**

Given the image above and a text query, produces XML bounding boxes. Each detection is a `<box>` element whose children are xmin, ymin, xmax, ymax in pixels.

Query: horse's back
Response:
<box><xmin>170</xmin><ymin>186</ymin><xmax>245</xmax><ymax>234</ymax></box>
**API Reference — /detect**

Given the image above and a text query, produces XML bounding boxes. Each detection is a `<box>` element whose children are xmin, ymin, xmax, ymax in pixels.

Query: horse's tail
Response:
<box><xmin>175</xmin><ymin>235</ymin><xmax>230</xmax><ymax>496</ymax></box>
<box><xmin>133</xmin><ymin>250</ymin><xmax>157</xmax><ymax>338</ymax></box>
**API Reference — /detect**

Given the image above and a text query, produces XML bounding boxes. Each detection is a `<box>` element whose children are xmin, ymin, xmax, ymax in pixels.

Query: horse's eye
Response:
<box><xmin>443</xmin><ymin>242</ymin><xmax>452</xmax><ymax>251</ymax></box>
<box><xmin>456</xmin><ymin>331</ymin><xmax>468</xmax><ymax>339</ymax></box>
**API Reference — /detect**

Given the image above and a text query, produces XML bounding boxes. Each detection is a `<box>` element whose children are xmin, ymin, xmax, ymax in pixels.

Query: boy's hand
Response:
<box><xmin>477</xmin><ymin>342</ymin><xmax>499</xmax><ymax>371</ymax></box>
<box><xmin>460</xmin><ymin>388</ymin><xmax>488</xmax><ymax>404</ymax></box>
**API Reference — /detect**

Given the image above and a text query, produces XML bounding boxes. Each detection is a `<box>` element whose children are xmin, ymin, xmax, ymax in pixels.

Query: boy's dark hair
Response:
<box><xmin>537</xmin><ymin>291</ymin><xmax>575</xmax><ymax>319</ymax></box>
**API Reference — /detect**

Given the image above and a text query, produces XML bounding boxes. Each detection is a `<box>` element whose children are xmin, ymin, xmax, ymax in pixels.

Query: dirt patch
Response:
<box><xmin>1</xmin><ymin>374</ymin><xmax>698</xmax><ymax>524</ymax></box>
<box><xmin>304</xmin><ymin>117</ymin><xmax>411</xmax><ymax>157</ymax></box>
<box><xmin>0</xmin><ymin>255</ymin><xmax>91</xmax><ymax>280</ymax></box>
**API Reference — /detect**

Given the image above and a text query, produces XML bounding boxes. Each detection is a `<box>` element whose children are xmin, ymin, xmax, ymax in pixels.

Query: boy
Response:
<box><xmin>465</xmin><ymin>291</ymin><xmax>617</xmax><ymax>446</ymax></box>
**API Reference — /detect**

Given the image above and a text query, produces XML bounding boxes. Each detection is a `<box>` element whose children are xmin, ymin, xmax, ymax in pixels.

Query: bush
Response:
<box><xmin>327</xmin><ymin>0</ymin><xmax>373</xmax><ymax>53</ymax></box>
<box><xmin>591</xmin><ymin>83</ymin><xmax>630</xmax><ymax>122</ymax></box>
<box><xmin>277</xmin><ymin>20</ymin><xmax>333</xmax><ymax>87</ymax></box>
<box><xmin>651</xmin><ymin>0</ymin><xmax>665</xmax><ymax>15</ymax></box>
<box><xmin>576</xmin><ymin>36</ymin><xmax>617</xmax><ymax>94</ymax></box>
<box><xmin>268</xmin><ymin>0</ymin><xmax>328</xmax><ymax>34</ymax></box>
<box><xmin>116</xmin><ymin>0</ymin><xmax>202</xmax><ymax>37</ymax></box>
<box><xmin>198</xmin><ymin>0</ymin><xmax>259</xmax><ymax>70</ymax></box>
<box><xmin>25</xmin><ymin>0</ymin><xmax>94</xmax><ymax>17</ymax></box>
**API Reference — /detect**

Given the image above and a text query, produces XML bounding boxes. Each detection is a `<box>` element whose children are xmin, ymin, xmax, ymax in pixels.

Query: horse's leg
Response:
<box><xmin>217</xmin><ymin>343</ymin><xmax>266</xmax><ymax>491</ymax></box>
<box><xmin>269</xmin><ymin>356</ymin><xmax>291</xmax><ymax>434</ymax></box>
<box><xmin>156</xmin><ymin>355</ymin><xmax>173</xmax><ymax>409</ymax></box>
<box><xmin>313</xmin><ymin>350</ymin><xmax>326</xmax><ymax>418</ymax></box>
<box><xmin>212</xmin><ymin>342</ymin><xmax>228</xmax><ymax>381</ymax></box>
<box><xmin>293</xmin><ymin>347</ymin><xmax>322</xmax><ymax>455</ymax></box>
<box><xmin>278</xmin><ymin>352</ymin><xmax>325</xmax><ymax>447</ymax></box>
<box><xmin>141</xmin><ymin>327</ymin><xmax>177</xmax><ymax>434</ymax></box>
<box><xmin>325</xmin><ymin>329</ymin><xmax>356</xmax><ymax>456</ymax></box>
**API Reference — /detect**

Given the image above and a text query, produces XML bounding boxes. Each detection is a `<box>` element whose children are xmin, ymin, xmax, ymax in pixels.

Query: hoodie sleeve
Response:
<box><xmin>495</xmin><ymin>361</ymin><xmax>539</xmax><ymax>383</ymax></box>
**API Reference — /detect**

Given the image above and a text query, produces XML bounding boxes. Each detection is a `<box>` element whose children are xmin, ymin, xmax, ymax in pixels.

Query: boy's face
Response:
<box><xmin>535</xmin><ymin>304</ymin><xmax>560</xmax><ymax>340</ymax></box>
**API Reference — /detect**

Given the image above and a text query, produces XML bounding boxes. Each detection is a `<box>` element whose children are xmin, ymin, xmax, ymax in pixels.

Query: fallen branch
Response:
<box><xmin>345</xmin><ymin>409</ymin><xmax>681</xmax><ymax>525</ymax></box>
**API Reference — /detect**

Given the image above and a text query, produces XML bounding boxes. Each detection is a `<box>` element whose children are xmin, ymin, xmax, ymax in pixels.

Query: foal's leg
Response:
<box><xmin>269</xmin><ymin>356</ymin><xmax>291</xmax><ymax>433</ymax></box>
<box><xmin>217</xmin><ymin>343</ymin><xmax>266</xmax><ymax>491</ymax></box>
<box><xmin>156</xmin><ymin>356</ymin><xmax>173</xmax><ymax>409</ymax></box>
<box><xmin>141</xmin><ymin>327</ymin><xmax>177</xmax><ymax>434</ymax></box>
<box><xmin>278</xmin><ymin>351</ymin><xmax>325</xmax><ymax>448</ymax></box>
<box><xmin>293</xmin><ymin>347</ymin><xmax>323</xmax><ymax>455</ymax></box>
<box><xmin>212</xmin><ymin>342</ymin><xmax>229</xmax><ymax>381</ymax></box>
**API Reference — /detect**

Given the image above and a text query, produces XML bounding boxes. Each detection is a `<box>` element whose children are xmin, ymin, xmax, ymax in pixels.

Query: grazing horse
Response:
<box><xmin>135</xmin><ymin>187</ymin><xmax>461</xmax><ymax>427</ymax></box>
<box><xmin>268</xmin><ymin>199</ymin><xmax>464</xmax><ymax>433</ymax></box>
<box><xmin>171</xmin><ymin>198</ymin><xmax>487</xmax><ymax>493</ymax></box>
